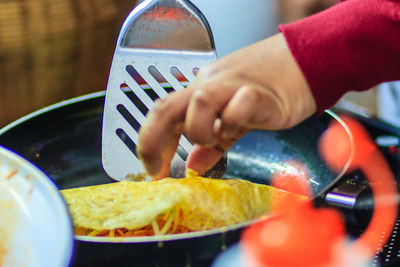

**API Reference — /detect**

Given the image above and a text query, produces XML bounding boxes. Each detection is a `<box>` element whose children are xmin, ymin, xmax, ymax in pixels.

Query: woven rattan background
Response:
<box><xmin>0</xmin><ymin>0</ymin><xmax>138</xmax><ymax>126</ymax></box>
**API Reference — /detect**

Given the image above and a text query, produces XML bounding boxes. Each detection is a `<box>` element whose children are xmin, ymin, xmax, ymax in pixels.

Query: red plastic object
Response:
<box><xmin>242</xmin><ymin>116</ymin><xmax>398</xmax><ymax>266</ymax></box>
<box><xmin>243</xmin><ymin>202</ymin><xmax>345</xmax><ymax>267</ymax></box>
<box><xmin>320</xmin><ymin>116</ymin><xmax>398</xmax><ymax>256</ymax></box>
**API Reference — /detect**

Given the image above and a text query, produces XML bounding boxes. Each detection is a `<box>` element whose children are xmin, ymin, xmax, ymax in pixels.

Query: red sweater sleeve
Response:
<box><xmin>279</xmin><ymin>0</ymin><xmax>400</xmax><ymax>112</ymax></box>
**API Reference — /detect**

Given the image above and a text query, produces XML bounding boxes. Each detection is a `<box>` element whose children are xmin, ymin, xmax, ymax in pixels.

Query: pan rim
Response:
<box><xmin>74</xmin><ymin>215</ymin><xmax>270</xmax><ymax>243</ymax></box>
<box><xmin>0</xmin><ymin>91</ymin><xmax>107</xmax><ymax>136</ymax></box>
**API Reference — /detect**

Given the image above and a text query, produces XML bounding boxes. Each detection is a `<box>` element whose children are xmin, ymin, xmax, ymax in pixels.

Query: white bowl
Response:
<box><xmin>0</xmin><ymin>146</ymin><xmax>73</xmax><ymax>267</ymax></box>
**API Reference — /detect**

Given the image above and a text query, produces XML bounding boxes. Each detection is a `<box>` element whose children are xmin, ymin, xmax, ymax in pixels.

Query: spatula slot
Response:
<box><xmin>170</xmin><ymin>67</ymin><xmax>189</xmax><ymax>88</ymax></box>
<box><xmin>126</xmin><ymin>65</ymin><xmax>161</xmax><ymax>101</ymax></box>
<box><xmin>120</xmin><ymin>84</ymin><xmax>149</xmax><ymax>116</ymax></box>
<box><xmin>148</xmin><ymin>66</ymin><xmax>174</xmax><ymax>93</ymax></box>
<box><xmin>125</xmin><ymin>65</ymin><xmax>147</xmax><ymax>87</ymax></box>
<box><xmin>116</xmin><ymin>128</ymin><xmax>137</xmax><ymax>156</ymax></box>
<box><xmin>117</xmin><ymin>104</ymin><xmax>141</xmax><ymax>132</ymax></box>
<box><xmin>176</xmin><ymin>146</ymin><xmax>189</xmax><ymax>161</ymax></box>
<box><xmin>143</xmin><ymin>87</ymin><xmax>159</xmax><ymax>102</ymax></box>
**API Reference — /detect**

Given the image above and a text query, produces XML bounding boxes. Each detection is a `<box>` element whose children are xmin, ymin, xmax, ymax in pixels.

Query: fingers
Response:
<box><xmin>137</xmin><ymin>33</ymin><xmax>316</xmax><ymax>179</ymax></box>
<box><xmin>138</xmin><ymin>80</ymin><xmax>279</xmax><ymax>178</ymax></box>
<box><xmin>138</xmin><ymin>73</ymin><xmax>239</xmax><ymax>177</ymax></box>
<box><xmin>137</xmin><ymin>90</ymin><xmax>192</xmax><ymax>177</ymax></box>
<box><xmin>185</xmin><ymin>89</ymin><xmax>220</xmax><ymax>146</ymax></box>
<box><xmin>155</xmin><ymin>126</ymin><xmax>182</xmax><ymax>179</ymax></box>
<box><xmin>186</xmin><ymin>129</ymin><xmax>247</xmax><ymax>175</ymax></box>
<box><xmin>184</xmin><ymin>77</ymin><xmax>240</xmax><ymax>146</ymax></box>
<box><xmin>219</xmin><ymin>85</ymin><xmax>260</xmax><ymax>139</ymax></box>
<box><xmin>220</xmin><ymin>84</ymin><xmax>286</xmax><ymax>138</ymax></box>
<box><xmin>186</xmin><ymin>145</ymin><xmax>224</xmax><ymax>176</ymax></box>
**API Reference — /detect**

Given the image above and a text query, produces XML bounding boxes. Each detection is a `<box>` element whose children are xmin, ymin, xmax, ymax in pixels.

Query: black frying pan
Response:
<box><xmin>0</xmin><ymin>91</ymin><xmax>351</xmax><ymax>267</ymax></box>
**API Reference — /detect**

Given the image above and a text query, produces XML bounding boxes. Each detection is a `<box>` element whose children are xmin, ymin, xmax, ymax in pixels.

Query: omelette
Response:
<box><xmin>61</xmin><ymin>170</ymin><xmax>307</xmax><ymax>237</ymax></box>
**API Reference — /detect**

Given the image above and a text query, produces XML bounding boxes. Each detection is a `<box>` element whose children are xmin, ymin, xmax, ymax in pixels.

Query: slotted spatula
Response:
<box><xmin>102</xmin><ymin>0</ymin><xmax>226</xmax><ymax>181</ymax></box>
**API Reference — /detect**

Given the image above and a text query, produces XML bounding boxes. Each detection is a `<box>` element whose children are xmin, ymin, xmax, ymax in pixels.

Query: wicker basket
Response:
<box><xmin>0</xmin><ymin>0</ymin><xmax>138</xmax><ymax>126</ymax></box>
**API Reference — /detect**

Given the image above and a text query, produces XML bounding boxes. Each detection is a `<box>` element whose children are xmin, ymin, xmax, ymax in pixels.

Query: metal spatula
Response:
<box><xmin>102</xmin><ymin>0</ymin><xmax>226</xmax><ymax>181</ymax></box>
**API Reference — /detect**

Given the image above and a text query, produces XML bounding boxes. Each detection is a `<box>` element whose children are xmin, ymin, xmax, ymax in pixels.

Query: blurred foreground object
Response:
<box><xmin>0</xmin><ymin>146</ymin><xmax>72</xmax><ymax>267</ymax></box>
<box><xmin>241</xmin><ymin>116</ymin><xmax>398</xmax><ymax>266</ymax></box>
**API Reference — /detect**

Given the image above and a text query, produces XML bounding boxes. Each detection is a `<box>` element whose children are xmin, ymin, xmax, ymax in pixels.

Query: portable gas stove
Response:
<box><xmin>323</xmin><ymin>103</ymin><xmax>400</xmax><ymax>267</ymax></box>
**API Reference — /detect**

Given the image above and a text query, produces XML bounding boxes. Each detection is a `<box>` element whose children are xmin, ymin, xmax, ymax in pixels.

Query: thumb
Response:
<box><xmin>186</xmin><ymin>144</ymin><xmax>225</xmax><ymax>176</ymax></box>
<box><xmin>186</xmin><ymin>128</ymin><xmax>249</xmax><ymax>175</ymax></box>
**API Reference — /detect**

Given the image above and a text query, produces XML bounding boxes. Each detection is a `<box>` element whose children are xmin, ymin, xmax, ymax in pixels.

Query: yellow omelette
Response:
<box><xmin>61</xmin><ymin>170</ymin><xmax>307</xmax><ymax>237</ymax></box>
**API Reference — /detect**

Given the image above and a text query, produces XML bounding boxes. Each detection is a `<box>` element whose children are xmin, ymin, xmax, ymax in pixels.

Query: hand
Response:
<box><xmin>137</xmin><ymin>33</ymin><xmax>316</xmax><ymax>179</ymax></box>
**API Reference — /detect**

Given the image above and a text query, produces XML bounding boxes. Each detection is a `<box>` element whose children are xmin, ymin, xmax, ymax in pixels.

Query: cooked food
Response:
<box><xmin>0</xmin><ymin>183</ymin><xmax>20</xmax><ymax>265</ymax></box>
<box><xmin>61</xmin><ymin>170</ymin><xmax>307</xmax><ymax>237</ymax></box>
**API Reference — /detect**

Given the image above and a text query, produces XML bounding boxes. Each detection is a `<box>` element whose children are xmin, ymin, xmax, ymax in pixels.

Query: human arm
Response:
<box><xmin>280</xmin><ymin>0</ymin><xmax>400</xmax><ymax>111</ymax></box>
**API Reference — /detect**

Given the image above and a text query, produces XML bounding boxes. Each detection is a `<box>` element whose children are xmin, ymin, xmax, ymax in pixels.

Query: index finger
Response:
<box><xmin>137</xmin><ymin>88</ymin><xmax>193</xmax><ymax>176</ymax></box>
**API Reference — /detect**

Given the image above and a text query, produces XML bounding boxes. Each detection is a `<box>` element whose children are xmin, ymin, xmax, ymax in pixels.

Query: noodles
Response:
<box><xmin>61</xmin><ymin>171</ymin><xmax>308</xmax><ymax>237</ymax></box>
<box><xmin>74</xmin><ymin>206</ymin><xmax>194</xmax><ymax>237</ymax></box>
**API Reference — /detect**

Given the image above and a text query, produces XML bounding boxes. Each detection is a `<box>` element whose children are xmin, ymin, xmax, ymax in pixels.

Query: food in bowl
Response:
<box><xmin>0</xmin><ymin>185</ymin><xmax>19</xmax><ymax>266</ymax></box>
<box><xmin>61</xmin><ymin>170</ymin><xmax>307</xmax><ymax>237</ymax></box>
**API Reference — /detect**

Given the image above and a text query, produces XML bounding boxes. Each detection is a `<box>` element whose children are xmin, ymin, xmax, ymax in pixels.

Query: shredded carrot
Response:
<box><xmin>74</xmin><ymin>206</ymin><xmax>198</xmax><ymax>237</ymax></box>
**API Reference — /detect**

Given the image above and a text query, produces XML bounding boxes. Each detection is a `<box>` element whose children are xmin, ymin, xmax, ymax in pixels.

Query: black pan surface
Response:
<box><xmin>0</xmin><ymin>91</ymin><xmax>351</xmax><ymax>266</ymax></box>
